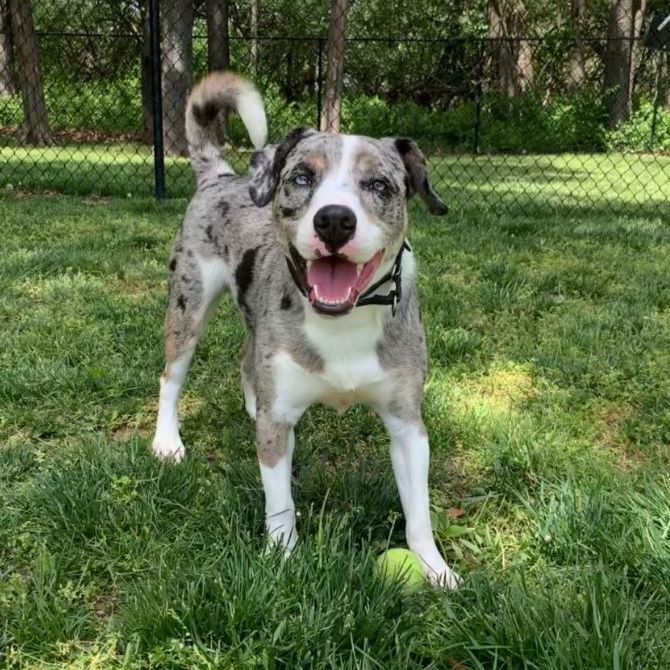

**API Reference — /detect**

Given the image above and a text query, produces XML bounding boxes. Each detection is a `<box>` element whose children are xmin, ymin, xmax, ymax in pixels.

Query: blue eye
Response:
<box><xmin>368</xmin><ymin>179</ymin><xmax>390</xmax><ymax>194</ymax></box>
<box><xmin>293</xmin><ymin>172</ymin><xmax>312</xmax><ymax>187</ymax></box>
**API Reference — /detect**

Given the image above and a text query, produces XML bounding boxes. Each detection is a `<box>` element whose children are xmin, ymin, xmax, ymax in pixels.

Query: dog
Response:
<box><xmin>152</xmin><ymin>72</ymin><xmax>458</xmax><ymax>588</ymax></box>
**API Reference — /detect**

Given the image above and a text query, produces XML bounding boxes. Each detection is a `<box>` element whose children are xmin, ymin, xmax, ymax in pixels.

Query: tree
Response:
<box><xmin>206</xmin><ymin>0</ymin><xmax>230</xmax><ymax>71</ymax></box>
<box><xmin>141</xmin><ymin>3</ymin><xmax>153</xmax><ymax>144</ymax></box>
<box><xmin>602</xmin><ymin>0</ymin><xmax>646</xmax><ymax>128</ymax></box>
<box><xmin>320</xmin><ymin>0</ymin><xmax>349</xmax><ymax>132</ymax></box>
<box><xmin>567</xmin><ymin>0</ymin><xmax>586</xmax><ymax>89</ymax></box>
<box><xmin>488</xmin><ymin>0</ymin><xmax>533</xmax><ymax>97</ymax></box>
<box><xmin>8</xmin><ymin>0</ymin><xmax>50</xmax><ymax>144</ymax></box>
<box><xmin>250</xmin><ymin>0</ymin><xmax>259</xmax><ymax>75</ymax></box>
<box><xmin>161</xmin><ymin>0</ymin><xmax>194</xmax><ymax>155</ymax></box>
<box><xmin>0</xmin><ymin>0</ymin><xmax>15</xmax><ymax>95</ymax></box>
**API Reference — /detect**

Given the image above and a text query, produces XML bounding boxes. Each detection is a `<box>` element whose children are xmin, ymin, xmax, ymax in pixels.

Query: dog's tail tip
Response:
<box><xmin>235</xmin><ymin>82</ymin><xmax>267</xmax><ymax>150</ymax></box>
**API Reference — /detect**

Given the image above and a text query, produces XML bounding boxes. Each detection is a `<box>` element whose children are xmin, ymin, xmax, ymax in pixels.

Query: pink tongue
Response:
<box><xmin>307</xmin><ymin>257</ymin><xmax>358</xmax><ymax>302</ymax></box>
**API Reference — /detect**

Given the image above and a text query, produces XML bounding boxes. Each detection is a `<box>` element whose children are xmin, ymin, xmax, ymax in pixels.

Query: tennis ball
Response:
<box><xmin>375</xmin><ymin>548</ymin><xmax>425</xmax><ymax>591</ymax></box>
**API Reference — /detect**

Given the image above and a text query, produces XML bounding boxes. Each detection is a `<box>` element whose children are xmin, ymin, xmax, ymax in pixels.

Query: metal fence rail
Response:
<box><xmin>0</xmin><ymin>0</ymin><xmax>668</xmax><ymax>217</ymax></box>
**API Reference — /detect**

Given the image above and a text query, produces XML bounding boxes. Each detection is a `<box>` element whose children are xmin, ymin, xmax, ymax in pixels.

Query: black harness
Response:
<box><xmin>285</xmin><ymin>240</ymin><xmax>411</xmax><ymax>317</ymax></box>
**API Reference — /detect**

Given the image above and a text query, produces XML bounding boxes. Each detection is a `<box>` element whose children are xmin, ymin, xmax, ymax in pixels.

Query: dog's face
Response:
<box><xmin>249</xmin><ymin>129</ymin><xmax>447</xmax><ymax>315</ymax></box>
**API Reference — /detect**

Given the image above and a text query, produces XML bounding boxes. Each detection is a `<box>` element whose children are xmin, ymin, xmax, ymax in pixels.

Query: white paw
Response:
<box><xmin>244</xmin><ymin>394</ymin><xmax>257</xmax><ymax>420</ymax></box>
<box><xmin>414</xmin><ymin>545</ymin><xmax>461</xmax><ymax>590</ymax></box>
<box><xmin>265</xmin><ymin>509</ymin><xmax>297</xmax><ymax>556</ymax></box>
<box><xmin>242</xmin><ymin>381</ymin><xmax>257</xmax><ymax>420</ymax></box>
<box><xmin>152</xmin><ymin>435</ymin><xmax>186</xmax><ymax>462</ymax></box>
<box><xmin>425</xmin><ymin>564</ymin><xmax>461</xmax><ymax>590</ymax></box>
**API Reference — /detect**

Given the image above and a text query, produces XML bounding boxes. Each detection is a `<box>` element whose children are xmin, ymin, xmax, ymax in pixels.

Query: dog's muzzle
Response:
<box><xmin>285</xmin><ymin>241</ymin><xmax>410</xmax><ymax>316</ymax></box>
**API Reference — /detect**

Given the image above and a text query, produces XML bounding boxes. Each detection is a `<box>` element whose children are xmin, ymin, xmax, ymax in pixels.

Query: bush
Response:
<box><xmin>607</xmin><ymin>100</ymin><xmax>670</xmax><ymax>152</ymax></box>
<box><xmin>3</xmin><ymin>75</ymin><xmax>668</xmax><ymax>154</ymax></box>
<box><xmin>0</xmin><ymin>77</ymin><xmax>143</xmax><ymax>137</ymax></box>
<box><xmin>481</xmin><ymin>89</ymin><xmax>607</xmax><ymax>153</ymax></box>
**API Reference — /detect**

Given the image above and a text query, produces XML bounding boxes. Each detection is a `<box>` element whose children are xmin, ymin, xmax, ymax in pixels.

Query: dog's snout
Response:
<box><xmin>313</xmin><ymin>205</ymin><xmax>357</xmax><ymax>252</ymax></box>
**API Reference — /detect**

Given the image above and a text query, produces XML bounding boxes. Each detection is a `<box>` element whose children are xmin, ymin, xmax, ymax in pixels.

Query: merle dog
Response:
<box><xmin>152</xmin><ymin>72</ymin><xmax>458</xmax><ymax>587</ymax></box>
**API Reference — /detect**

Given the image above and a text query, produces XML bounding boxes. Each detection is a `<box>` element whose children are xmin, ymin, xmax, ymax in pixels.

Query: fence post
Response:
<box><xmin>148</xmin><ymin>0</ymin><xmax>166</xmax><ymax>199</ymax></box>
<box><xmin>316</xmin><ymin>38</ymin><xmax>324</xmax><ymax>129</ymax></box>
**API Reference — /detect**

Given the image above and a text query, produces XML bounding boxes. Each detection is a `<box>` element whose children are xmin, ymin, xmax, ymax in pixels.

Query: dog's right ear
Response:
<box><xmin>248</xmin><ymin>127</ymin><xmax>314</xmax><ymax>207</ymax></box>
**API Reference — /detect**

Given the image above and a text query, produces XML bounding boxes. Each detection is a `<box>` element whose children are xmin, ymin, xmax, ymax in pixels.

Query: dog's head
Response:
<box><xmin>248</xmin><ymin>129</ymin><xmax>448</xmax><ymax>315</ymax></box>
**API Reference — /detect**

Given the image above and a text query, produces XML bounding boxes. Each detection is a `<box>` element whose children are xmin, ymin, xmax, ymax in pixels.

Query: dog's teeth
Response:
<box><xmin>356</xmin><ymin>264</ymin><xmax>362</xmax><ymax>276</ymax></box>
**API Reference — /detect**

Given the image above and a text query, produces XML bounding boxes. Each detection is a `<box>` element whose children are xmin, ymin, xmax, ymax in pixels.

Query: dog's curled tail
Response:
<box><xmin>185</xmin><ymin>71</ymin><xmax>267</xmax><ymax>186</ymax></box>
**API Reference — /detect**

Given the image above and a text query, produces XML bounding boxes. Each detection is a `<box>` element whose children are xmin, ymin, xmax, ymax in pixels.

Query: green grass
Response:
<box><xmin>1</xmin><ymin>175</ymin><xmax>670</xmax><ymax>668</ymax></box>
<box><xmin>0</xmin><ymin>143</ymin><xmax>668</xmax><ymax>220</ymax></box>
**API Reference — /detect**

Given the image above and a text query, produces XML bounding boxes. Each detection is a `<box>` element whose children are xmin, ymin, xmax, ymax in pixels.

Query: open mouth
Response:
<box><xmin>289</xmin><ymin>245</ymin><xmax>384</xmax><ymax>315</ymax></box>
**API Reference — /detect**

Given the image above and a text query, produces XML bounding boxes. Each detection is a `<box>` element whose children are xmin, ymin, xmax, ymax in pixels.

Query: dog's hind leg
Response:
<box><xmin>152</xmin><ymin>249</ymin><xmax>230</xmax><ymax>462</ymax></box>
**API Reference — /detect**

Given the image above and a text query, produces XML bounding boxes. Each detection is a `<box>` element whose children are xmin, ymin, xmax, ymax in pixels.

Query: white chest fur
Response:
<box><xmin>272</xmin><ymin>303</ymin><xmax>390</xmax><ymax>423</ymax></box>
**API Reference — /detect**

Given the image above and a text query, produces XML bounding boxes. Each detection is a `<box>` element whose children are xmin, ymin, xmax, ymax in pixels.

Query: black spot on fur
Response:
<box><xmin>280</xmin><ymin>293</ymin><xmax>292</xmax><ymax>310</ymax></box>
<box><xmin>187</xmin><ymin>249</ymin><xmax>193</xmax><ymax>257</ymax></box>
<box><xmin>249</xmin><ymin>127</ymin><xmax>312</xmax><ymax>207</ymax></box>
<box><xmin>169</xmin><ymin>258</ymin><xmax>177</xmax><ymax>272</ymax></box>
<box><xmin>223</xmin><ymin>244</ymin><xmax>229</xmax><ymax>260</ymax></box>
<box><xmin>280</xmin><ymin>206</ymin><xmax>296</xmax><ymax>218</ymax></box>
<box><xmin>205</xmin><ymin>224</ymin><xmax>214</xmax><ymax>241</ymax></box>
<box><xmin>177</xmin><ymin>295</ymin><xmax>187</xmax><ymax>311</ymax></box>
<box><xmin>235</xmin><ymin>246</ymin><xmax>259</xmax><ymax>314</ymax></box>
<box><xmin>218</xmin><ymin>201</ymin><xmax>229</xmax><ymax>217</ymax></box>
<box><xmin>193</xmin><ymin>101</ymin><xmax>218</xmax><ymax>126</ymax></box>
<box><xmin>394</xmin><ymin>137</ymin><xmax>413</xmax><ymax>156</ymax></box>
<box><xmin>181</xmin><ymin>274</ymin><xmax>190</xmax><ymax>283</ymax></box>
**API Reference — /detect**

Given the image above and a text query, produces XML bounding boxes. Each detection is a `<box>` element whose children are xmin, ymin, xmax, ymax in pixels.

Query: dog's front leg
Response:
<box><xmin>256</xmin><ymin>409</ymin><xmax>297</xmax><ymax>554</ymax></box>
<box><xmin>381</xmin><ymin>414</ymin><xmax>460</xmax><ymax>589</ymax></box>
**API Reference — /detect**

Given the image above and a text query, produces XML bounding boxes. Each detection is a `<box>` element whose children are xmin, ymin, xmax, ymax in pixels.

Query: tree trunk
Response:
<box><xmin>0</xmin><ymin>0</ymin><xmax>15</xmax><ymax>95</ymax></box>
<box><xmin>206</xmin><ymin>0</ymin><xmax>229</xmax><ymax>71</ymax></box>
<box><xmin>250</xmin><ymin>0</ymin><xmax>258</xmax><ymax>76</ymax></box>
<box><xmin>141</xmin><ymin>3</ymin><xmax>153</xmax><ymax>144</ymax></box>
<box><xmin>161</xmin><ymin>0</ymin><xmax>194</xmax><ymax>156</ymax></box>
<box><xmin>8</xmin><ymin>0</ymin><xmax>50</xmax><ymax>144</ymax></box>
<box><xmin>629</xmin><ymin>0</ymin><xmax>646</xmax><ymax>98</ymax></box>
<box><xmin>603</xmin><ymin>0</ymin><xmax>634</xmax><ymax>128</ymax></box>
<box><xmin>320</xmin><ymin>0</ymin><xmax>348</xmax><ymax>132</ymax></box>
<box><xmin>567</xmin><ymin>0</ymin><xmax>586</xmax><ymax>89</ymax></box>
<box><xmin>206</xmin><ymin>0</ymin><xmax>229</xmax><ymax>141</ymax></box>
<box><xmin>488</xmin><ymin>0</ymin><xmax>532</xmax><ymax>97</ymax></box>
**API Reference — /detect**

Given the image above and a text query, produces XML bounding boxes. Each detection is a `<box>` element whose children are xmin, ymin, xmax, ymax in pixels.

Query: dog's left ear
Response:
<box><xmin>391</xmin><ymin>138</ymin><xmax>449</xmax><ymax>215</ymax></box>
<box><xmin>248</xmin><ymin>127</ymin><xmax>314</xmax><ymax>207</ymax></box>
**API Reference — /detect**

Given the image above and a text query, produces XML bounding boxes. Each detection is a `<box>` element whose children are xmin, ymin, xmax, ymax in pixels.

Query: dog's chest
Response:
<box><xmin>272</xmin><ymin>307</ymin><xmax>390</xmax><ymax>421</ymax></box>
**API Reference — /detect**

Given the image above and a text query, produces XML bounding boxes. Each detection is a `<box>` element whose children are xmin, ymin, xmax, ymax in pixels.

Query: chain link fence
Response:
<box><xmin>0</xmin><ymin>0</ymin><xmax>668</xmax><ymax>217</ymax></box>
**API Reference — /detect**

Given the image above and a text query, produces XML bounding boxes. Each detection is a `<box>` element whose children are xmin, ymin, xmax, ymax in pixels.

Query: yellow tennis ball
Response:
<box><xmin>375</xmin><ymin>548</ymin><xmax>425</xmax><ymax>591</ymax></box>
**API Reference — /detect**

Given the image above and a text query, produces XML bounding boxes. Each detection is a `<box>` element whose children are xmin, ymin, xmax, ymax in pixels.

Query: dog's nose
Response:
<box><xmin>313</xmin><ymin>205</ymin><xmax>357</xmax><ymax>252</ymax></box>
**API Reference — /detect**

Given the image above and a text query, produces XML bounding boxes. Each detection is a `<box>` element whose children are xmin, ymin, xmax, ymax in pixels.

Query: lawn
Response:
<box><xmin>1</xmin><ymin>172</ymin><xmax>670</xmax><ymax>668</ymax></box>
<box><xmin>1</xmin><ymin>142</ymin><xmax>668</xmax><ymax>220</ymax></box>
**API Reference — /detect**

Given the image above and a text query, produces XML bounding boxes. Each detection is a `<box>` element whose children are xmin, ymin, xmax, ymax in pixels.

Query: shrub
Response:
<box><xmin>607</xmin><ymin>99</ymin><xmax>670</xmax><ymax>152</ymax></box>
